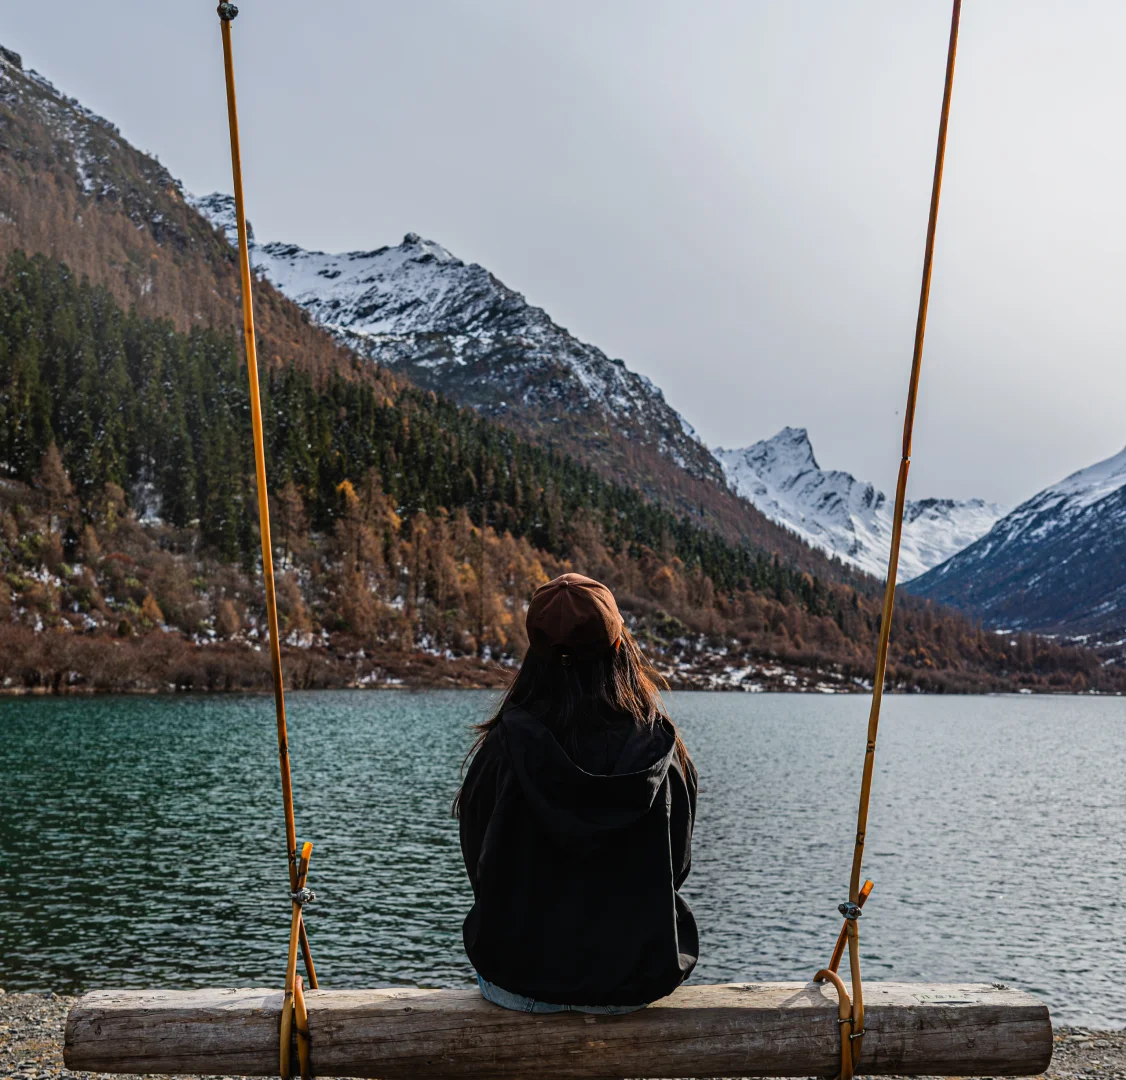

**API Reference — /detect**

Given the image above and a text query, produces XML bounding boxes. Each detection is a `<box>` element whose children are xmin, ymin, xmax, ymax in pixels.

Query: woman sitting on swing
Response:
<box><xmin>456</xmin><ymin>573</ymin><xmax>698</xmax><ymax>1014</ymax></box>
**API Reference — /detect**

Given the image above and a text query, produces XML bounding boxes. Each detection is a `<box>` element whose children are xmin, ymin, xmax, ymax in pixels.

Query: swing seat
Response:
<box><xmin>65</xmin><ymin>981</ymin><xmax>1052</xmax><ymax>1078</ymax></box>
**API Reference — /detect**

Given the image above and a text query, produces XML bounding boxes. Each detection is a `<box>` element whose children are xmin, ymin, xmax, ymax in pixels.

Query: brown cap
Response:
<box><xmin>526</xmin><ymin>573</ymin><xmax>623</xmax><ymax>660</ymax></box>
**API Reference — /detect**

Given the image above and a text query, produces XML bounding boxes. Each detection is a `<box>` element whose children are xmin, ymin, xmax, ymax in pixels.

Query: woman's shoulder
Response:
<box><xmin>467</xmin><ymin>704</ymin><xmax>543</xmax><ymax>766</ymax></box>
<box><xmin>469</xmin><ymin>723</ymin><xmax>508</xmax><ymax>766</ymax></box>
<box><xmin>660</xmin><ymin>716</ymin><xmax>698</xmax><ymax>789</ymax></box>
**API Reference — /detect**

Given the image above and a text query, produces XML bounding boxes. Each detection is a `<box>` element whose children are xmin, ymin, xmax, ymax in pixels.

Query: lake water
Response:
<box><xmin>2</xmin><ymin>691</ymin><xmax>1124</xmax><ymax>1026</ymax></box>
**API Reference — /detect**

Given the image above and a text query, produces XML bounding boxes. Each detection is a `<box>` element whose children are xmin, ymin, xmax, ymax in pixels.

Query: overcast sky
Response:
<box><xmin>6</xmin><ymin>2</ymin><xmax>1126</xmax><ymax>505</ymax></box>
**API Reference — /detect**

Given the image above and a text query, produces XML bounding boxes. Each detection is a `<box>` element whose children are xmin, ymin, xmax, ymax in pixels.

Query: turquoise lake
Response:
<box><xmin>3</xmin><ymin>691</ymin><xmax>1124</xmax><ymax>1026</ymax></box>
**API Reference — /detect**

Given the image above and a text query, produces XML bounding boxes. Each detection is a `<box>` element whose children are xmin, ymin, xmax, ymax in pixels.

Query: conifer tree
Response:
<box><xmin>37</xmin><ymin>443</ymin><xmax>73</xmax><ymax>531</ymax></box>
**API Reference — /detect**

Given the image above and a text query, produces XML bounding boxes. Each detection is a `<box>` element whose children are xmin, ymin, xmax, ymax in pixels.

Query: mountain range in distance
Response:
<box><xmin>2</xmin><ymin>18</ymin><xmax>1117</xmax><ymax>644</ymax></box>
<box><xmin>190</xmin><ymin>191</ymin><xmax>1126</xmax><ymax>633</ymax></box>
<box><xmin>3</xmin><ymin>36</ymin><xmax>1123</xmax><ymax>694</ymax></box>
<box><xmin>195</xmin><ymin>194</ymin><xmax>1126</xmax><ymax>639</ymax></box>
<box><xmin>189</xmin><ymin>194</ymin><xmax>1010</xmax><ymax>583</ymax></box>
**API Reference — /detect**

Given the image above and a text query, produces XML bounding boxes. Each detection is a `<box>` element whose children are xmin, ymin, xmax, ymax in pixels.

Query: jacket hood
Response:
<box><xmin>499</xmin><ymin>706</ymin><xmax>677</xmax><ymax>845</ymax></box>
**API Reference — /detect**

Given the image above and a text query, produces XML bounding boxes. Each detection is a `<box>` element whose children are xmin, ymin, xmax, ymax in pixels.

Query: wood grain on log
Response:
<box><xmin>64</xmin><ymin>981</ymin><xmax>1052</xmax><ymax>1078</ymax></box>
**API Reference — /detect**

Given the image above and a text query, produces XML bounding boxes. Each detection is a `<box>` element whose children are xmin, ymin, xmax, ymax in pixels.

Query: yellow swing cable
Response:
<box><xmin>216</xmin><ymin>4</ymin><xmax>317</xmax><ymax>1075</ymax></box>
<box><xmin>814</xmin><ymin>3</ymin><xmax>961</xmax><ymax>1078</ymax></box>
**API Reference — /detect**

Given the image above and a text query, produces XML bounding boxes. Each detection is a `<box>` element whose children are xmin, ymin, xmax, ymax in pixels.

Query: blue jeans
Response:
<box><xmin>477</xmin><ymin>974</ymin><xmax>647</xmax><ymax>1015</ymax></box>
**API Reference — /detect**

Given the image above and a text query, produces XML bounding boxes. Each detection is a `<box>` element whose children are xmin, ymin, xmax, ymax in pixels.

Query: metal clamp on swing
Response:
<box><xmin>291</xmin><ymin>887</ymin><xmax>316</xmax><ymax>906</ymax></box>
<box><xmin>217</xmin><ymin>3</ymin><xmax>239</xmax><ymax>21</ymax></box>
<box><xmin>838</xmin><ymin>901</ymin><xmax>863</xmax><ymax>921</ymax></box>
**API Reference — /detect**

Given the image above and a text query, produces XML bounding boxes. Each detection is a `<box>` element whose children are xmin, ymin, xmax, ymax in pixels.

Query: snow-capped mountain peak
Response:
<box><xmin>909</xmin><ymin>443</ymin><xmax>1126</xmax><ymax>632</ymax></box>
<box><xmin>189</xmin><ymin>192</ymin><xmax>724</xmax><ymax>485</ymax></box>
<box><xmin>740</xmin><ymin>425</ymin><xmax>820</xmax><ymax>474</ymax></box>
<box><xmin>1047</xmin><ymin>445</ymin><xmax>1126</xmax><ymax>509</ymax></box>
<box><xmin>187</xmin><ymin>192</ymin><xmax>245</xmax><ymax>246</ymax></box>
<box><xmin>959</xmin><ymin>443</ymin><xmax>1126</xmax><ymax>560</ymax></box>
<box><xmin>717</xmin><ymin>428</ymin><xmax>1006</xmax><ymax>580</ymax></box>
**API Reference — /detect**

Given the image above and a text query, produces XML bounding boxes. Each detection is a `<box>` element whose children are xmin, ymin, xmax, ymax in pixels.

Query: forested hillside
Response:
<box><xmin>0</xmin><ymin>42</ymin><xmax>877</xmax><ymax>579</ymax></box>
<box><xmin>0</xmin><ymin>45</ymin><xmax>356</xmax><ymax>385</ymax></box>
<box><xmin>1</xmin><ymin>252</ymin><xmax>1118</xmax><ymax>695</ymax></box>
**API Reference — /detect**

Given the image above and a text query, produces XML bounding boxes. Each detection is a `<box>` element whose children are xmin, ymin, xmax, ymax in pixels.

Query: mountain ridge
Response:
<box><xmin>189</xmin><ymin>192</ymin><xmax>724</xmax><ymax>487</ymax></box>
<box><xmin>0</xmin><ymin>45</ymin><xmax>365</xmax><ymax>388</ymax></box>
<box><xmin>909</xmin><ymin>445</ymin><xmax>1126</xmax><ymax>633</ymax></box>
<box><xmin>717</xmin><ymin>426</ymin><xmax>1007</xmax><ymax>580</ymax></box>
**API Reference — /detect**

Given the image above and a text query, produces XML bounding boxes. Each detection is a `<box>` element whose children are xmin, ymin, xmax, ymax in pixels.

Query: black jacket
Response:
<box><xmin>458</xmin><ymin>704</ymin><xmax>698</xmax><ymax>1006</ymax></box>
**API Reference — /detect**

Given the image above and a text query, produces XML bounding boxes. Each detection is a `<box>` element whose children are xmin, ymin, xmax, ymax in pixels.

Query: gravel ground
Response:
<box><xmin>2</xmin><ymin>989</ymin><xmax>1124</xmax><ymax>1080</ymax></box>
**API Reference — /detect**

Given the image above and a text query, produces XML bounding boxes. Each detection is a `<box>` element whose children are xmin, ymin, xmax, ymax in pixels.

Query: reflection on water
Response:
<box><xmin>2</xmin><ymin>690</ymin><xmax>1124</xmax><ymax>1025</ymax></box>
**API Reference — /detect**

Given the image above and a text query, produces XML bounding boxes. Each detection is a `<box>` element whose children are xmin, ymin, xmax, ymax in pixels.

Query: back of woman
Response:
<box><xmin>456</xmin><ymin>573</ymin><xmax>698</xmax><ymax>1011</ymax></box>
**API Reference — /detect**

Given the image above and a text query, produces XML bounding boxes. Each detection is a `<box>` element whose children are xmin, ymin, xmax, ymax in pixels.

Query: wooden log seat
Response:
<box><xmin>65</xmin><ymin>981</ymin><xmax>1053</xmax><ymax>1078</ymax></box>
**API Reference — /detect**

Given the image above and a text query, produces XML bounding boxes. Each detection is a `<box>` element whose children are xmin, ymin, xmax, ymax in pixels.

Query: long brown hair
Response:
<box><xmin>454</xmin><ymin>629</ymin><xmax>691</xmax><ymax>814</ymax></box>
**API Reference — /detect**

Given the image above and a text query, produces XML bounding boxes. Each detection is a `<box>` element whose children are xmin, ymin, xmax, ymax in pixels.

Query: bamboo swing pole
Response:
<box><xmin>836</xmin><ymin>0</ymin><xmax>962</xmax><ymax>1070</ymax></box>
<box><xmin>216</xmin><ymin>3</ymin><xmax>318</xmax><ymax>996</ymax></box>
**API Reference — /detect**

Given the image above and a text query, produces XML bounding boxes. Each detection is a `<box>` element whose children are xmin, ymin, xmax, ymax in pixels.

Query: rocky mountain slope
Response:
<box><xmin>190</xmin><ymin>192</ymin><xmax>723</xmax><ymax>488</ymax></box>
<box><xmin>908</xmin><ymin>446</ymin><xmax>1126</xmax><ymax>634</ymax></box>
<box><xmin>717</xmin><ymin>427</ymin><xmax>1007</xmax><ymax>580</ymax></box>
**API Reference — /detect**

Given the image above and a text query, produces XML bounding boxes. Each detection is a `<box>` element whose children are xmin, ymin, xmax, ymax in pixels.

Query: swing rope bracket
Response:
<box><xmin>217</xmin><ymin>3</ymin><xmax>239</xmax><ymax>22</ymax></box>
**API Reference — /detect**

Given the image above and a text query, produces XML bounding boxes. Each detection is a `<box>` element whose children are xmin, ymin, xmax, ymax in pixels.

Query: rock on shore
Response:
<box><xmin>2</xmin><ymin>990</ymin><xmax>1123</xmax><ymax>1080</ymax></box>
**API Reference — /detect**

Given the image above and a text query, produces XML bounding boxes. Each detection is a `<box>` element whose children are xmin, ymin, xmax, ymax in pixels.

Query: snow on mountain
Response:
<box><xmin>908</xmin><ymin>446</ymin><xmax>1126</xmax><ymax>632</ymax></box>
<box><xmin>716</xmin><ymin>427</ymin><xmax>1007</xmax><ymax>580</ymax></box>
<box><xmin>188</xmin><ymin>193</ymin><xmax>723</xmax><ymax>485</ymax></box>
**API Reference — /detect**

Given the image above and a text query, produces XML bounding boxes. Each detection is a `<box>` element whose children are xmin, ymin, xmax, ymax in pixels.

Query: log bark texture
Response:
<box><xmin>64</xmin><ymin>981</ymin><xmax>1052</xmax><ymax>1078</ymax></box>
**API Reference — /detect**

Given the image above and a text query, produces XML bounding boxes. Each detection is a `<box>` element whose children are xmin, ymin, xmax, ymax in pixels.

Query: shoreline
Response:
<box><xmin>2</xmin><ymin>683</ymin><xmax>1122</xmax><ymax>697</ymax></box>
<box><xmin>3</xmin><ymin>992</ymin><xmax>1124</xmax><ymax>1080</ymax></box>
<box><xmin>5</xmin><ymin>622</ymin><xmax>1112</xmax><ymax>698</ymax></box>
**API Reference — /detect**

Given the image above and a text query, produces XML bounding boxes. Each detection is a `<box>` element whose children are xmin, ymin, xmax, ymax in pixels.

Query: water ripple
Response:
<box><xmin>1</xmin><ymin>691</ymin><xmax>1123</xmax><ymax>1026</ymax></box>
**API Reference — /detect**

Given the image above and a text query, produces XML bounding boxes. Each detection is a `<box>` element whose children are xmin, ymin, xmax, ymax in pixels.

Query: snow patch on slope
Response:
<box><xmin>717</xmin><ymin>427</ymin><xmax>1006</xmax><ymax>580</ymax></box>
